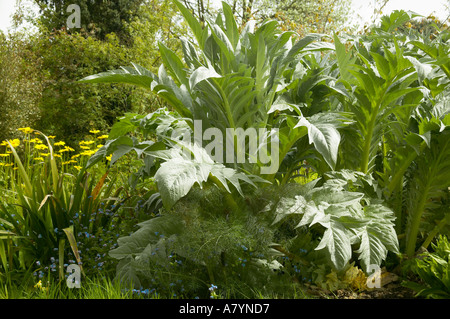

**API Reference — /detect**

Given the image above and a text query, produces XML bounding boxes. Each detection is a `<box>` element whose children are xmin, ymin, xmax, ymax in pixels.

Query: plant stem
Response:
<box><xmin>386</xmin><ymin>142</ymin><xmax>427</xmax><ymax>197</ymax></box>
<box><xmin>421</xmin><ymin>217</ymin><xmax>448</xmax><ymax>250</ymax></box>
<box><xmin>360</xmin><ymin>111</ymin><xmax>377</xmax><ymax>174</ymax></box>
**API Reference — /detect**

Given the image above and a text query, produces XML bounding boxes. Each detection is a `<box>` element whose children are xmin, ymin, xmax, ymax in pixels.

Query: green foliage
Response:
<box><xmin>3</xmin><ymin>2</ymin><xmax>450</xmax><ymax>298</ymax></box>
<box><xmin>177</xmin><ymin>0</ymin><xmax>352</xmax><ymax>35</ymax></box>
<box><xmin>108</xmin><ymin>186</ymin><xmax>288</xmax><ymax>298</ymax></box>
<box><xmin>30</xmin><ymin>28</ymin><xmax>134</xmax><ymax>145</ymax></box>
<box><xmin>267</xmin><ymin>0</ymin><xmax>352</xmax><ymax>35</ymax></box>
<box><xmin>271</xmin><ymin>171</ymin><xmax>399</xmax><ymax>272</ymax></box>
<box><xmin>403</xmin><ymin>235</ymin><xmax>450</xmax><ymax>299</ymax></box>
<box><xmin>0</xmin><ymin>32</ymin><xmax>42</xmax><ymax>142</ymax></box>
<box><xmin>81</xmin><ymin>0</ymin><xmax>346</xmax><ymax>183</ymax></box>
<box><xmin>0</xmin><ymin>132</ymin><xmax>126</xmax><ymax>283</ymax></box>
<box><xmin>34</xmin><ymin>0</ymin><xmax>144</xmax><ymax>45</ymax></box>
<box><xmin>79</xmin><ymin>2</ymin><xmax>406</xmax><ymax>292</ymax></box>
<box><xmin>329</xmin><ymin>11</ymin><xmax>450</xmax><ymax>258</ymax></box>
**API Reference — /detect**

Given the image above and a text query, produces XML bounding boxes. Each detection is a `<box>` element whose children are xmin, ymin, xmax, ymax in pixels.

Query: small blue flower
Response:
<box><xmin>209</xmin><ymin>284</ymin><xmax>218</xmax><ymax>291</ymax></box>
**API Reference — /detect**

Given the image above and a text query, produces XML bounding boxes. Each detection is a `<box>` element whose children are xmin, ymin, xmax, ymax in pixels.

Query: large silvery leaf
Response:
<box><xmin>272</xmin><ymin>195</ymin><xmax>328</xmax><ymax>227</ymax></box>
<box><xmin>110</xmin><ymin>215</ymin><xmax>184</xmax><ymax>260</ymax></box>
<box><xmin>315</xmin><ymin>220</ymin><xmax>352</xmax><ymax>270</ymax></box>
<box><xmin>79</xmin><ymin>63</ymin><xmax>157</xmax><ymax>88</ymax></box>
<box><xmin>310</xmin><ymin>187</ymin><xmax>364</xmax><ymax>208</ymax></box>
<box><xmin>365</xmin><ymin>206</ymin><xmax>400</xmax><ymax>255</ymax></box>
<box><xmin>295</xmin><ymin>114</ymin><xmax>341</xmax><ymax>170</ymax></box>
<box><xmin>210</xmin><ymin>164</ymin><xmax>263</xmax><ymax>196</ymax></box>
<box><xmin>356</xmin><ymin>227</ymin><xmax>388</xmax><ymax>272</ymax></box>
<box><xmin>153</xmin><ymin>141</ymin><xmax>262</xmax><ymax>209</ymax></box>
<box><xmin>189</xmin><ymin>66</ymin><xmax>222</xmax><ymax>89</ymax></box>
<box><xmin>273</xmin><ymin>174</ymin><xmax>399</xmax><ymax>271</ymax></box>
<box><xmin>272</xmin><ymin>196</ymin><xmax>307</xmax><ymax>225</ymax></box>
<box><xmin>115</xmin><ymin>257</ymin><xmax>142</xmax><ymax>289</ymax></box>
<box><xmin>155</xmin><ymin>157</ymin><xmax>211</xmax><ymax>209</ymax></box>
<box><xmin>110</xmin><ymin>215</ymin><xmax>184</xmax><ymax>288</ymax></box>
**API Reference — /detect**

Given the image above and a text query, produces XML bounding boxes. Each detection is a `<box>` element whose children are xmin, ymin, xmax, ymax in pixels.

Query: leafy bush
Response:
<box><xmin>31</xmin><ymin>29</ymin><xmax>134</xmax><ymax>145</ymax></box>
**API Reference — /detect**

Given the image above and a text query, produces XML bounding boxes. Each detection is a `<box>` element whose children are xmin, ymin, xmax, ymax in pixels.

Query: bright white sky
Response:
<box><xmin>0</xmin><ymin>0</ymin><xmax>449</xmax><ymax>33</ymax></box>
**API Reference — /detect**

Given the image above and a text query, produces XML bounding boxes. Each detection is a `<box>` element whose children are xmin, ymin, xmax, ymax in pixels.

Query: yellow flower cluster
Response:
<box><xmin>0</xmin><ymin>128</ymin><xmax>111</xmax><ymax>173</ymax></box>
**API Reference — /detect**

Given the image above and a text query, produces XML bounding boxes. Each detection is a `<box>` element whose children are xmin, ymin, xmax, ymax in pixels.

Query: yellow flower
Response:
<box><xmin>97</xmin><ymin>135</ymin><xmax>109</xmax><ymax>140</ymax></box>
<box><xmin>106</xmin><ymin>155</ymin><xmax>112</xmax><ymax>161</ymax></box>
<box><xmin>18</xmin><ymin>127</ymin><xmax>34</xmax><ymax>134</ymax></box>
<box><xmin>40</xmin><ymin>153</ymin><xmax>50</xmax><ymax>157</ymax></box>
<box><xmin>79</xmin><ymin>140</ymin><xmax>95</xmax><ymax>145</ymax></box>
<box><xmin>8</xmin><ymin>139</ymin><xmax>20</xmax><ymax>148</ymax></box>
<box><xmin>80</xmin><ymin>145</ymin><xmax>91</xmax><ymax>150</ymax></box>
<box><xmin>54</xmin><ymin>141</ymin><xmax>66</xmax><ymax>146</ymax></box>
<box><xmin>29</xmin><ymin>138</ymin><xmax>43</xmax><ymax>144</ymax></box>
<box><xmin>0</xmin><ymin>163</ymin><xmax>4</xmax><ymax>166</ymax></box>
<box><xmin>64</xmin><ymin>146</ymin><xmax>75</xmax><ymax>152</ymax></box>
<box><xmin>34</xmin><ymin>157</ymin><xmax>45</xmax><ymax>161</ymax></box>
<box><xmin>71</xmin><ymin>154</ymin><xmax>81</xmax><ymax>159</ymax></box>
<box><xmin>74</xmin><ymin>165</ymin><xmax>82</xmax><ymax>170</ymax></box>
<box><xmin>0</xmin><ymin>141</ymin><xmax>8</xmax><ymax>146</ymax></box>
<box><xmin>34</xmin><ymin>280</ymin><xmax>48</xmax><ymax>292</ymax></box>
<box><xmin>34</xmin><ymin>144</ymin><xmax>48</xmax><ymax>150</ymax></box>
<box><xmin>54</xmin><ymin>154</ymin><xmax>62</xmax><ymax>158</ymax></box>
<box><xmin>0</xmin><ymin>154</ymin><xmax>9</xmax><ymax>157</ymax></box>
<box><xmin>58</xmin><ymin>148</ymin><xmax>69</xmax><ymax>153</ymax></box>
<box><xmin>89</xmin><ymin>129</ymin><xmax>100</xmax><ymax>134</ymax></box>
<box><xmin>48</xmin><ymin>136</ymin><xmax>56</xmax><ymax>139</ymax></box>
<box><xmin>80</xmin><ymin>150</ymin><xmax>96</xmax><ymax>156</ymax></box>
<box><xmin>62</xmin><ymin>160</ymin><xmax>77</xmax><ymax>165</ymax></box>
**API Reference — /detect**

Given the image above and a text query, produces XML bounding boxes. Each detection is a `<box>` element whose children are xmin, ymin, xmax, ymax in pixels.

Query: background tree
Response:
<box><xmin>124</xmin><ymin>0</ymin><xmax>188</xmax><ymax>113</ymax></box>
<box><xmin>33</xmin><ymin>0</ymin><xmax>145</xmax><ymax>45</ymax></box>
<box><xmin>178</xmin><ymin>0</ymin><xmax>353</xmax><ymax>34</ymax></box>
<box><xmin>30</xmin><ymin>29</ymin><xmax>134</xmax><ymax>144</ymax></box>
<box><xmin>262</xmin><ymin>0</ymin><xmax>352</xmax><ymax>35</ymax></box>
<box><xmin>0</xmin><ymin>31</ymin><xmax>42</xmax><ymax>141</ymax></box>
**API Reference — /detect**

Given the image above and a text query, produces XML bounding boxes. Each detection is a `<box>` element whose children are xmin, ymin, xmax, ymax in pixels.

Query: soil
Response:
<box><xmin>333</xmin><ymin>284</ymin><xmax>418</xmax><ymax>299</ymax></box>
<box><xmin>307</xmin><ymin>283</ymin><xmax>419</xmax><ymax>299</ymax></box>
